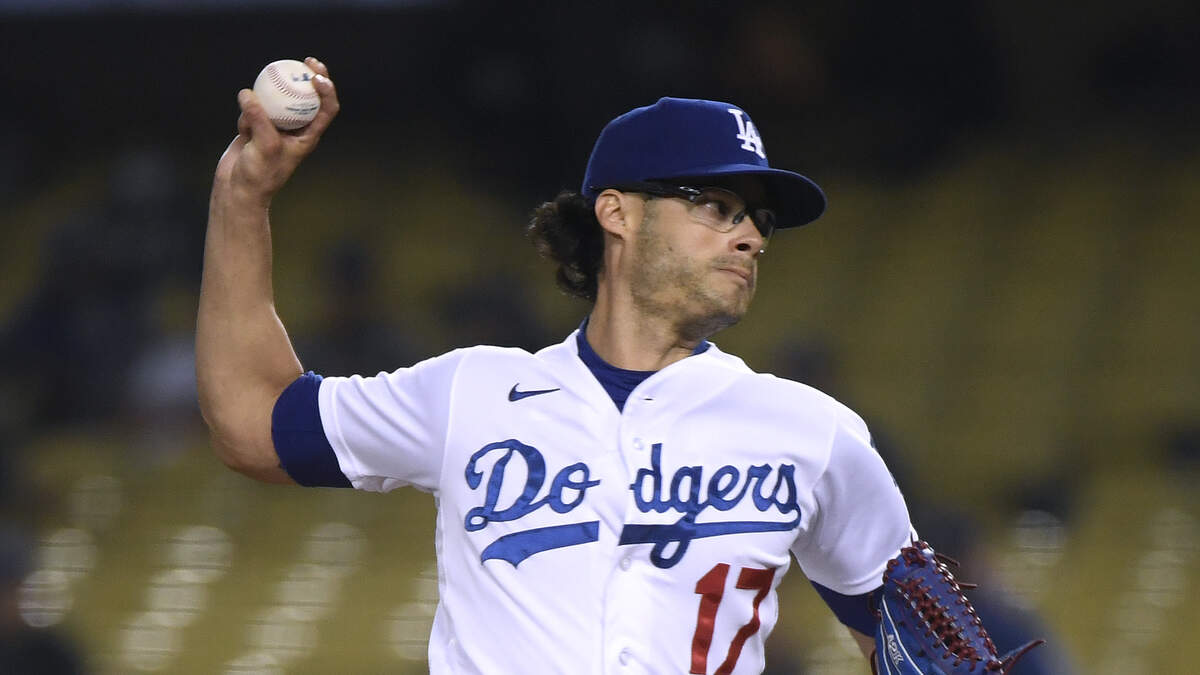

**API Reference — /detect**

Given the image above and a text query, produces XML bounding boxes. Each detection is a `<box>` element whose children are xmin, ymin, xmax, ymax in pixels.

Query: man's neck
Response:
<box><xmin>584</xmin><ymin>296</ymin><xmax>703</xmax><ymax>371</ymax></box>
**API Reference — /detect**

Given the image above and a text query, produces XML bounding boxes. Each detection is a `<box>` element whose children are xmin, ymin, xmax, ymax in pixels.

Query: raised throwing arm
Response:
<box><xmin>196</xmin><ymin>57</ymin><xmax>340</xmax><ymax>483</ymax></box>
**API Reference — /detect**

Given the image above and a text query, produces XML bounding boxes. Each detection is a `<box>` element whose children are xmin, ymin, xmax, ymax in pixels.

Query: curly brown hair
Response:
<box><xmin>527</xmin><ymin>191</ymin><xmax>605</xmax><ymax>302</ymax></box>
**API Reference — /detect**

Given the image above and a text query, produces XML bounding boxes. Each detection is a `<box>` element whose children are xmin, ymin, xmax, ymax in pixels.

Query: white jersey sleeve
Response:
<box><xmin>791</xmin><ymin>404</ymin><xmax>915</xmax><ymax>596</ymax></box>
<box><xmin>317</xmin><ymin>348</ymin><xmax>469</xmax><ymax>493</ymax></box>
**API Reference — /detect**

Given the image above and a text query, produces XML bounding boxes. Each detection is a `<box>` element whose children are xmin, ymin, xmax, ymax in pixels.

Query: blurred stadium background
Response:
<box><xmin>1</xmin><ymin>1</ymin><xmax>1198</xmax><ymax>673</ymax></box>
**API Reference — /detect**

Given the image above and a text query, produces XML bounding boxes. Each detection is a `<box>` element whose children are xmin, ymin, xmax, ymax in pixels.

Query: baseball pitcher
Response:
<box><xmin>197</xmin><ymin>58</ymin><xmax>1041</xmax><ymax>674</ymax></box>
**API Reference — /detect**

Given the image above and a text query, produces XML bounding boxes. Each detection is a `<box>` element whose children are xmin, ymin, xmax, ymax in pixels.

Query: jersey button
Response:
<box><xmin>619</xmin><ymin>648</ymin><xmax>632</xmax><ymax>665</ymax></box>
<box><xmin>632</xmin><ymin>437</ymin><xmax>644</xmax><ymax>450</ymax></box>
<box><xmin>619</xmin><ymin>556</ymin><xmax>632</xmax><ymax>570</ymax></box>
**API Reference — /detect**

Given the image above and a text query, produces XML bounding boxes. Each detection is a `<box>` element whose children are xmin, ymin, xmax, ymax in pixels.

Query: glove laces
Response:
<box><xmin>888</xmin><ymin>542</ymin><xmax>1044</xmax><ymax>673</ymax></box>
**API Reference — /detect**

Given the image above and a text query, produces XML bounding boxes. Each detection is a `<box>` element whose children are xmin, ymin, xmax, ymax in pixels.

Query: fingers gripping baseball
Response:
<box><xmin>218</xmin><ymin>57</ymin><xmax>340</xmax><ymax>204</ymax></box>
<box><xmin>304</xmin><ymin>57</ymin><xmax>340</xmax><ymax>136</ymax></box>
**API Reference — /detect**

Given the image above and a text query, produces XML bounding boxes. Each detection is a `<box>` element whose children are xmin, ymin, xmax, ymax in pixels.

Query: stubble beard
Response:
<box><xmin>629</xmin><ymin>209</ymin><xmax>753</xmax><ymax>343</ymax></box>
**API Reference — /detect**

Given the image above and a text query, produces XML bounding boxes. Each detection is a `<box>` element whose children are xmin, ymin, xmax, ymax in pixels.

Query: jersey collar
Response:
<box><xmin>533</xmin><ymin>325</ymin><xmax>750</xmax><ymax>415</ymax></box>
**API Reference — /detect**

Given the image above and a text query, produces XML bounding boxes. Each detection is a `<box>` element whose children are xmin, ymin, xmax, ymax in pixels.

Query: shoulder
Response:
<box><xmin>453</xmin><ymin>344</ymin><xmax>536</xmax><ymax>364</ymax></box>
<box><xmin>729</xmin><ymin>365</ymin><xmax>860</xmax><ymax>421</ymax></box>
<box><xmin>704</xmin><ymin>347</ymin><xmax>871</xmax><ymax>441</ymax></box>
<box><xmin>319</xmin><ymin>345</ymin><xmax>540</xmax><ymax>392</ymax></box>
<box><xmin>405</xmin><ymin>344</ymin><xmax>561</xmax><ymax>390</ymax></box>
<box><xmin>409</xmin><ymin>344</ymin><xmax>537</xmax><ymax>372</ymax></box>
<box><xmin>740</xmin><ymin>370</ymin><xmax>841</xmax><ymax>407</ymax></box>
<box><xmin>762</xmin><ymin>373</ymin><xmax>867</xmax><ymax>431</ymax></box>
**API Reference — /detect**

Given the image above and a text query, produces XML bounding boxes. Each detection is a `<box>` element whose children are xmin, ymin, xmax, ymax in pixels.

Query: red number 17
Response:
<box><xmin>690</xmin><ymin>563</ymin><xmax>776</xmax><ymax>675</ymax></box>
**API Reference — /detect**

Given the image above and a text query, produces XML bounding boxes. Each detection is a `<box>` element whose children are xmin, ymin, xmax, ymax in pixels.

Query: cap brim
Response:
<box><xmin>653</xmin><ymin>164</ymin><xmax>827</xmax><ymax>229</ymax></box>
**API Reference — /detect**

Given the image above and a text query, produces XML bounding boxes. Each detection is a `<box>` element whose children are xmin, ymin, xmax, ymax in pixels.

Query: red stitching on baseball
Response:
<box><xmin>266</xmin><ymin>64</ymin><xmax>317</xmax><ymax>101</ymax></box>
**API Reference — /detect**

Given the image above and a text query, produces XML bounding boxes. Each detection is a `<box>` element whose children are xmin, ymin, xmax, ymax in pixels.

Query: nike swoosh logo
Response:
<box><xmin>508</xmin><ymin>384</ymin><xmax>560</xmax><ymax>401</ymax></box>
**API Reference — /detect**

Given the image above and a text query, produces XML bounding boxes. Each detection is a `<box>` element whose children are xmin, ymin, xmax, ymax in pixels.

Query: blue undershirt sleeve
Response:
<box><xmin>810</xmin><ymin>580</ymin><xmax>882</xmax><ymax>637</ymax></box>
<box><xmin>271</xmin><ymin>371</ymin><xmax>352</xmax><ymax>488</ymax></box>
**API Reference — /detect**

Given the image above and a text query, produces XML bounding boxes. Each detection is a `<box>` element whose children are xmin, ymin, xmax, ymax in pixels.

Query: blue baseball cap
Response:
<box><xmin>581</xmin><ymin>97</ymin><xmax>826</xmax><ymax>228</ymax></box>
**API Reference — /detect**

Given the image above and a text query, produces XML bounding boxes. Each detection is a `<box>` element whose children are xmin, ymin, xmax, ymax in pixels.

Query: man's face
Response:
<box><xmin>627</xmin><ymin>177</ymin><xmax>769</xmax><ymax>340</ymax></box>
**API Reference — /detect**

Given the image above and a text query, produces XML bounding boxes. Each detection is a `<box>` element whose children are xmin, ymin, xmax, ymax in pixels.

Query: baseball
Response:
<box><xmin>252</xmin><ymin>59</ymin><xmax>320</xmax><ymax>130</ymax></box>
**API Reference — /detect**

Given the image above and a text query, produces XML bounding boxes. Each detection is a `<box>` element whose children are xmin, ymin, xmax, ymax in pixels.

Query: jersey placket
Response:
<box><xmin>601</xmin><ymin>376</ymin><xmax>678</xmax><ymax>674</ymax></box>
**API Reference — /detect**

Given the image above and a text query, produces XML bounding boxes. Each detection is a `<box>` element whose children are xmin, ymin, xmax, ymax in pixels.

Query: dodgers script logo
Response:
<box><xmin>464</xmin><ymin>439</ymin><xmax>601</xmax><ymax>567</ymax></box>
<box><xmin>623</xmin><ymin>443</ymin><xmax>801</xmax><ymax>568</ymax></box>
<box><xmin>464</xmin><ymin>439</ymin><xmax>801</xmax><ymax>569</ymax></box>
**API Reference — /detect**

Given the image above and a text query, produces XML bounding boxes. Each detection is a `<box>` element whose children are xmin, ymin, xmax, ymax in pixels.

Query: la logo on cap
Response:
<box><xmin>728</xmin><ymin>109</ymin><xmax>766</xmax><ymax>159</ymax></box>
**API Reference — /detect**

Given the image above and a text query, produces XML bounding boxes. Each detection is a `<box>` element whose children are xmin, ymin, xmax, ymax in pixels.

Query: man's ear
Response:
<box><xmin>594</xmin><ymin>189</ymin><xmax>639</xmax><ymax>239</ymax></box>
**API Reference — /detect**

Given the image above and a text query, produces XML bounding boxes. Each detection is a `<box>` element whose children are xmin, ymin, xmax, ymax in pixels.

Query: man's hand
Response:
<box><xmin>215</xmin><ymin>56</ymin><xmax>340</xmax><ymax>207</ymax></box>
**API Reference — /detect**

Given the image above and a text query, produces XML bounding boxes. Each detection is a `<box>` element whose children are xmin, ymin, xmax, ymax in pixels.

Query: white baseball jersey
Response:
<box><xmin>307</xmin><ymin>329</ymin><xmax>913</xmax><ymax>674</ymax></box>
